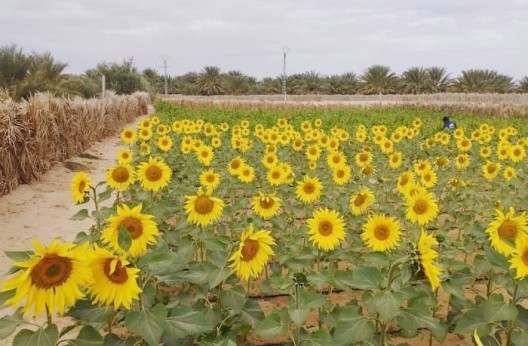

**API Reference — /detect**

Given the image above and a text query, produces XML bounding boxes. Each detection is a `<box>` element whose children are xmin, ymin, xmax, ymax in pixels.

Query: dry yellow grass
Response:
<box><xmin>0</xmin><ymin>92</ymin><xmax>150</xmax><ymax>196</ymax></box>
<box><xmin>161</xmin><ymin>93</ymin><xmax>528</xmax><ymax>117</ymax></box>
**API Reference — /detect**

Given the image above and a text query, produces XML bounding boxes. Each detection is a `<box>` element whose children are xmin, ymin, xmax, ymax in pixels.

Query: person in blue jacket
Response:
<box><xmin>442</xmin><ymin>116</ymin><xmax>457</xmax><ymax>130</ymax></box>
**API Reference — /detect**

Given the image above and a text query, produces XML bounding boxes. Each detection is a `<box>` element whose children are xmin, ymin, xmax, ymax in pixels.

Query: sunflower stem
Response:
<box><xmin>46</xmin><ymin>305</ymin><xmax>52</xmax><ymax>325</ymax></box>
<box><xmin>246</xmin><ymin>278</ymin><xmax>251</xmax><ymax>297</ymax></box>
<box><xmin>506</xmin><ymin>283</ymin><xmax>518</xmax><ymax>346</ymax></box>
<box><xmin>91</xmin><ymin>186</ymin><xmax>101</xmax><ymax>234</ymax></box>
<box><xmin>429</xmin><ymin>289</ymin><xmax>439</xmax><ymax>346</ymax></box>
<box><xmin>486</xmin><ymin>270</ymin><xmax>493</xmax><ymax>297</ymax></box>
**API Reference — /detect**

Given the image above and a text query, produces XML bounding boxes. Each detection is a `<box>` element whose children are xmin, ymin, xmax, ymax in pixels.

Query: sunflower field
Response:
<box><xmin>1</xmin><ymin>102</ymin><xmax>528</xmax><ymax>346</ymax></box>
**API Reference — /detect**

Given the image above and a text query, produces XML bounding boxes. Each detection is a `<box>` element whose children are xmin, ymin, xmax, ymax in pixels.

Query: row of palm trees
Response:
<box><xmin>152</xmin><ymin>65</ymin><xmax>528</xmax><ymax>96</ymax></box>
<box><xmin>2</xmin><ymin>45</ymin><xmax>528</xmax><ymax>99</ymax></box>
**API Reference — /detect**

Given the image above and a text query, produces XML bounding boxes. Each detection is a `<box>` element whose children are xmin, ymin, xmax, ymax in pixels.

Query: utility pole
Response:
<box><xmin>160</xmin><ymin>56</ymin><xmax>170</xmax><ymax>95</ymax></box>
<box><xmin>281</xmin><ymin>46</ymin><xmax>290</xmax><ymax>101</ymax></box>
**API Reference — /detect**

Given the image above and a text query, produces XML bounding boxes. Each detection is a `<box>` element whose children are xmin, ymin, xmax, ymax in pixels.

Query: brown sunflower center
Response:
<box><xmin>231</xmin><ymin>160</ymin><xmax>241</xmax><ymax>170</ymax></box>
<box><xmin>336</xmin><ymin>170</ymin><xmax>345</xmax><ymax>178</ymax></box>
<box><xmin>332</xmin><ymin>156</ymin><xmax>340</xmax><ymax>163</ymax></box>
<box><xmin>30</xmin><ymin>254</ymin><xmax>72</xmax><ymax>289</ymax></box>
<box><xmin>413</xmin><ymin>199</ymin><xmax>428</xmax><ymax>215</ymax></box>
<box><xmin>122</xmin><ymin>152</ymin><xmax>130</xmax><ymax>159</ymax></box>
<box><xmin>354</xmin><ymin>193</ymin><xmax>366</xmax><ymax>207</ymax></box>
<box><xmin>241</xmin><ymin>239</ymin><xmax>260</xmax><ymax>261</ymax></box>
<box><xmin>145</xmin><ymin>165</ymin><xmax>162</xmax><ymax>182</ymax></box>
<box><xmin>359</xmin><ymin>153</ymin><xmax>368</xmax><ymax>162</ymax></box>
<box><xmin>513</xmin><ymin>149</ymin><xmax>521</xmax><ymax>156</ymax></box>
<box><xmin>125</xmin><ymin>131</ymin><xmax>133</xmax><ymax>138</ymax></box>
<box><xmin>120</xmin><ymin>216</ymin><xmax>144</xmax><ymax>239</ymax></box>
<box><xmin>112</xmin><ymin>167</ymin><xmax>130</xmax><ymax>183</ymax></box>
<box><xmin>487</xmin><ymin>165</ymin><xmax>497</xmax><ymax>174</ymax></box>
<box><xmin>362</xmin><ymin>166</ymin><xmax>373</xmax><ymax>175</ymax></box>
<box><xmin>392</xmin><ymin>155</ymin><xmax>399</xmax><ymax>163</ymax></box>
<box><xmin>400</xmin><ymin>176</ymin><xmax>410</xmax><ymax>186</ymax></box>
<box><xmin>259</xmin><ymin>197</ymin><xmax>275</xmax><ymax>209</ymax></box>
<box><xmin>195</xmin><ymin>195</ymin><xmax>214</xmax><ymax>215</ymax></box>
<box><xmin>309</xmin><ymin>148</ymin><xmax>317</xmax><ymax>155</ymax></box>
<box><xmin>206</xmin><ymin>174</ymin><xmax>215</xmax><ymax>183</ymax></box>
<box><xmin>78</xmin><ymin>181</ymin><xmax>86</xmax><ymax>193</ymax></box>
<box><xmin>374</xmin><ymin>225</ymin><xmax>390</xmax><ymax>240</ymax></box>
<box><xmin>318</xmin><ymin>220</ymin><xmax>333</xmax><ymax>236</ymax></box>
<box><xmin>384</xmin><ymin>142</ymin><xmax>391</xmax><ymax>148</ymax></box>
<box><xmin>522</xmin><ymin>249</ymin><xmax>528</xmax><ymax>266</ymax></box>
<box><xmin>498</xmin><ymin>220</ymin><xmax>517</xmax><ymax>239</ymax></box>
<box><xmin>162</xmin><ymin>139</ymin><xmax>169</xmax><ymax>146</ymax></box>
<box><xmin>103</xmin><ymin>259</ymin><xmax>129</xmax><ymax>284</ymax></box>
<box><xmin>267</xmin><ymin>157</ymin><xmax>275</xmax><ymax>163</ymax></box>
<box><xmin>303</xmin><ymin>182</ymin><xmax>315</xmax><ymax>194</ymax></box>
<box><xmin>201</xmin><ymin>150</ymin><xmax>209</xmax><ymax>158</ymax></box>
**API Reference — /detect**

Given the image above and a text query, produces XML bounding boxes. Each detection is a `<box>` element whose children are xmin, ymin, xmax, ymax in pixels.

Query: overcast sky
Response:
<box><xmin>2</xmin><ymin>0</ymin><xmax>527</xmax><ymax>79</ymax></box>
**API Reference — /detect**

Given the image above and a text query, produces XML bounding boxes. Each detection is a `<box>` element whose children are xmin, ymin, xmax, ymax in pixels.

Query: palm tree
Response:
<box><xmin>293</xmin><ymin>71</ymin><xmax>326</xmax><ymax>94</ymax></box>
<box><xmin>427</xmin><ymin>67</ymin><xmax>450</xmax><ymax>93</ymax></box>
<box><xmin>400</xmin><ymin>67</ymin><xmax>431</xmax><ymax>94</ymax></box>
<box><xmin>262</xmin><ymin>77</ymin><xmax>281</xmax><ymax>94</ymax></box>
<box><xmin>517</xmin><ymin>77</ymin><xmax>528</xmax><ymax>93</ymax></box>
<box><xmin>324</xmin><ymin>72</ymin><xmax>358</xmax><ymax>94</ymax></box>
<box><xmin>197</xmin><ymin>66</ymin><xmax>225</xmax><ymax>96</ymax></box>
<box><xmin>223</xmin><ymin>70</ymin><xmax>253</xmax><ymax>95</ymax></box>
<box><xmin>453</xmin><ymin>69</ymin><xmax>514</xmax><ymax>93</ymax></box>
<box><xmin>359</xmin><ymin>65</ymin><xmax>399</xmax><ymax>95</ymax></box>
<box><xmin>0</xmin><ymin>44</ymin><xmax>29</xmax><ymax>96</ymax></box>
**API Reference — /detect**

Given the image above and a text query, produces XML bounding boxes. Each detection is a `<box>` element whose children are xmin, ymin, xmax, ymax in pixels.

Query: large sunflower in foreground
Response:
<box><xmin>405</xmin><ymin>191</ymin><xmax>439</xmax><ymax>226</ymax></box>
<box><xmin>1</xmin><ymin>239</ymin><xmax>91</xmax><ymax>316</ymax></box>
<box><xmin>486</xmin><ymin>207</ymin><xmax>528</xmax><ymax>256</ymax></box>
<box><xmin>229</xmin><ymin>224</ymin><xmax>275</xmax><ymax>281</ymax></box>
<box><xmin>349</xmin><ymin>188</ymin><xmax>375</xmax><ymax>216</ymax></box>
<box><xmin>184</xmin><ymin>187</ymin><xmax>224</xmax><ymax>227</ymax></box>
<box><xmin>295</xmin><ymin>176</ymin><xmax>323</xmax><ymax>203</ymax></box>
<box><xmin>307</xmin><ymin>208</ymin><xmax>346</xmax><ymax>251</ymax></box>
<box><xmin>106</xmin><ymin>164</ymin><xmax>136</xmax><ymax>191</ymax></box>
<box><xmin>101</xmin><ymin>204</ymin><xmax>159</xmax><ymax>257</ymax></box>
<box><xmin>417</xmin><ymin>230</ymin><xmax>442</xmax><ymax>291</ymax></box>
<box><xmin>137</xmin><ymin>156</ymin><xmax>172</xmax><ymax>192</ymax></box>
<box><xmin>252</xmin><ymin>192</ymin><xmax>282</xmax><ymax>219</ymax></box>
<box><xmin>89</xmin><ymin>245</ymin><xmax>141</xmax><ymax>309</ymax></box>
<box><xmin>362</xmin><ymin>214</ymin><xmax>401</xmax><ymax>252</ymax></box>
<box><xmin>71</xmin><ymin>171</ymin><xmax>91</xmax><ymax>204</ymax></box>
<box><xmin>509</xmin><ymin>236</ymin><xmax>528</xmax><ymax>279</ymax></box>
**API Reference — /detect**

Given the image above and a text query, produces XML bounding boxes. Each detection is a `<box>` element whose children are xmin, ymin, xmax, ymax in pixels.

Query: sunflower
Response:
<box><xmin>307</xmin><ymin>208</ymin><xmax>346</xmax><ymax>251</ymax></box>
<box><xmin>349</xmin><ymin>188</ymin><xmax>375</xmax><ymax>215</ymax></box>
<box><xmin>238</xmin><ymin>164</ymin><xmax>255</xmax><ymax>183</ymax></box>
<box><xmin>1</xmin><ymin>239</ymin><xmax>91</xmax><ymax>316</ymax></box>
<box><xmin>332</xmin><ymin>165</ymin><xmax>352</xmax><ymax>185</ymax></box>
<box><xmin>362</xmin><ymin>214</ymin><xmax>402</xmax><ymax>252</ymax></box>
<box><xmin>413</xmin><ymin>159</ymin><xmax>432</xmax><ymax>177</ymax></box>
<box><xmin>117</xmin><ymin>148</ymin><xmax>133</xmax><ymax>164</ymax></box>
<box><xmin>417</xmin><ymin>230</ymin><xmax>442</xmax><ymax>291</ymax></box>
<box><xmin>101</xmin><ymin>204</ymin><xmax>159</xmax><ymax>257</ymax></box>
<box><xmin>405</xmin><ymin>191</ymin><xmax>439</xmax><ymax>226</ymax></box>
<box><xmin>252</xmin><ymin>192</ymin><xmax>282</xmax><ymax>219</ymax></box>
<box><xmin>509</xmin><ymin>237</ymin><xmax>528</xmax><ymax>280</ymax></box>
<box><xmin>157</xmin><ymin>135</ymin><xmax>173</xmax><ymax>152</ymax></box>
<box><xmin>326</xmin><ymin>151</ymin><xmax>347</xmax><ymax>170</ymax></box>
<box><xmin>88</xmin><ymin>245</ymin><xmax>141</xmax><ymax>309</ymax></box>
<box><xmin>106</xmin><ymin>164</ymin><xmax>136</xmax><ymax>191</ymax></box>
<box><xmin>480</xmin><ymin>146</ymin><xmax>492</xmax><ymax>158</ymax></box>
<box><xmin>396</xmin><ymin>171</ymin><xmax>415</xmax><ymax>194</ymax></box>
<box><xmin>138</xmin><ymin>127</ymin><xmax>153</xmax><ymax>141</ymax></box>
<box><xmin>509</xmin><ymin>144</ymin><xmax>526</xmax><ymax>163</ymax></box>
<box><xmin>435</xmin><ymin>156</ymin><xmax>449</xmax><ymax>168</ymax></box>
<box><xmin>196</xmin><ymin>145</ymin><xmax>214</xmax><ymax>166</ymax></box>
<box><xmin>503</xmin><ymin>166</ymin><xmax>516</xmax><ymax>181</ymax></box>
<box><xmin>267</xmin><ymin>165</ymin><xmax>286</xmax><ymax>186</ymax></box>
<box><xmin>228</xmin><ymin>157</ymin><xmax>245</xmax><ymax>176</ymax></box>
<box><xmin>455</xmin><ymin>154</ymin><xmax>470</xmax><ymax>170</ymax></box>
<box><xmin>71</xmin><ymin>171</ymin><xmax>91</xmax><ymax>204</ymax></box>
<box><xmin>199</xmin><ymin>169</ymin><xmax>221</xmax><ymax>190</ymax></box>
<box><xmin>379</xmin><ymin>139</ymin><xmax>394</xmax><ymax>154</ymax></box>
<box><xmin>420</xmin><ymin>169</ymin><xmax>437</xmax><ymax>188</ymax></box>
<box><xmin>389</xmin><ymin>151</ymin><xmax>403</xmax><ymax>169</ymax></box>
<box><xmin>295</xmin><ymin>175</ymin><xmax>323</xmax><ymax>203</ymax></box>
<box><xmin>184</xmin><ymin>187</ymin><xmax>225</xmax><ymax>227</ymax></box>
<box><xmin>137</xmin><ymin>156</ymin><xmax>172</xmax><ymax>192</ymax></box>
<box><xmin>305</xmin><ymin>144</ymin><xmax>322</xmax><ymax>161</ymax></box>
<box><xmin>456</xmin><ymin>137</ymin><xmax>472</xmax><ymax>152</ymax></box>
<box><xmin>139</xmin><ymin>142</ymin><xmax>151</xmax><ymax>156</ymax></box>
<box><xmin>486</xmin><ymin>207</ymin><xmax>528</xmax><ymax>256</ymax></box>
<box><xmin>120</xmin><ymin>127</ymin><xmax>137</xmax><ymax>145</ymax></box>
<box><xmin>482</xmin><ymin>161</ymin><xmax>501</xmax><ymax>181</ymax></box>
<box><xmin>262</xmin><ymin>153</ymin><xmax>278</xmax><ymax>169</ymax></box>
<box><xmin>229</xmin><ymin>224</ymin><xmax>275</xmax><ymax>281</ymax></box>
<box><xmin>355</xmin><ymin>151</ymin><xmax>373</xmax><ymax>168</ymax></box>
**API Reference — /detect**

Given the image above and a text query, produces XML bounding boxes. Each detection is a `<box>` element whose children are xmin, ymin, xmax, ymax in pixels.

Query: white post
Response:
<box><xmin>102</xmin><ymin>75</ymin><xmax>106</xmax><ymax>98</ymax></box>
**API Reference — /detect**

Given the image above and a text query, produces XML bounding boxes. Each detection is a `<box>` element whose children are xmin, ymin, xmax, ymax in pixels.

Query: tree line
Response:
<box><xmin>1</xmin><ymin>45</ymin><xmax>527</xmax><ymax>100</ymax></box>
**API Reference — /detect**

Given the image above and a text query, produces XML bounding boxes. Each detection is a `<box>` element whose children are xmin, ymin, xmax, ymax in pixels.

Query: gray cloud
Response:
<box><xmin>1</xmin><ymin>0</ymin><xmax>527</xmax><ymax>79</ymax></box>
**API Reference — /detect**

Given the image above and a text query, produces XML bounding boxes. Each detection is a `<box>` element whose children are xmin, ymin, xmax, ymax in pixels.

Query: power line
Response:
<box><xmin>281</xmin><ymin>46</ymin><xmax>290</xmax><ymax>101</ymax></box>
<box><xmin>160</xmin><ymin>55</ymin><xmax>170</xmax><ymax>95</ymax></box>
